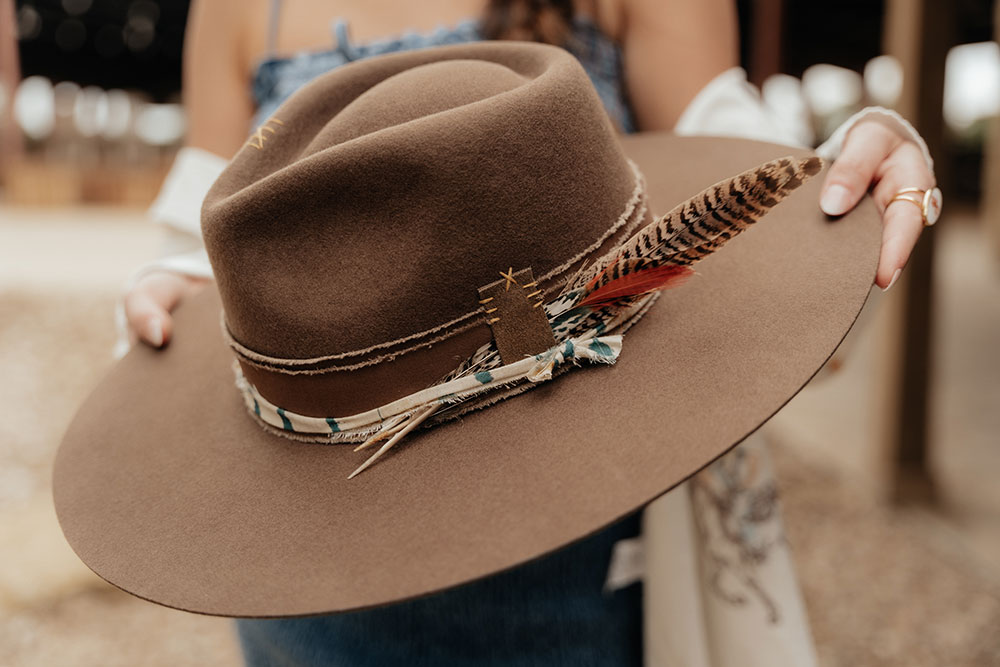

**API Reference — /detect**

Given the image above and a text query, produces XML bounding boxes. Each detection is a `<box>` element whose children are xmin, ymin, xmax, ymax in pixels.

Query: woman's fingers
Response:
<box><xmin>820</xmin><ymin>121</ymin><xmax>901</xmax><ymax>216</ymax></box>
<box><xmin>870</xmin><ymin>141</ymin><xmax>936</xmax><ymax>289</ymax></box>
<box><xmin>820</xmin><ymin>120</ymin><xmax>936</xmax><ymax>289</ymax></box>
<box><xmin>123</xmin><ymin>271</ymin><xmax>209</xmax><ymax>348</ymax></box>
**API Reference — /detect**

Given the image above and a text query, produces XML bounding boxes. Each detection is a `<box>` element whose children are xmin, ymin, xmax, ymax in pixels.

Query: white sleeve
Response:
<box><xmin>148</xmin><ymin>146</ymin><xmax>229</xmax><ymax>237</ymax></box>
<box><xmin>673</xmin><ymin>67</ymin><xmax>806</xmax><ymax>146</ymax></box>
<box><xmin>673</xmin><ymin>67</ymin><xmax>933</xmax><ymax>172</ymax></box>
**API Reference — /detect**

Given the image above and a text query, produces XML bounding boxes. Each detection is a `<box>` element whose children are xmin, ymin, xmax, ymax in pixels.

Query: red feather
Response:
<box><xmin>577</xmin><ymin>263</ymin><xmax>694</xmax><ymax>309</ymax></box>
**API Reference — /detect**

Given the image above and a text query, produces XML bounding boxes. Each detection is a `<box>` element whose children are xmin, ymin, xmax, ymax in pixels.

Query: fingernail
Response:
<box><xmin>882</xmin><ymin>268</ymin><xmax>902</xmax><ymax>292</ymax></box>
<box><xmin>820</xmin><ymin>185</ymin><xmax>851</xmax><ymax>216</ymax></box>
<box><xmin>147</xmin><ymin>318</ymin><xmax>164</xmax><ymax>347</ymax></box>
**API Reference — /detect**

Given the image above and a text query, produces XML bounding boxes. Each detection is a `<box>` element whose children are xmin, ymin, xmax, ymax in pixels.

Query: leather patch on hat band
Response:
<box><xmin>478</xmin><ymin>268</ymin><xmax>556</xmax><ymax>365</ymax></box>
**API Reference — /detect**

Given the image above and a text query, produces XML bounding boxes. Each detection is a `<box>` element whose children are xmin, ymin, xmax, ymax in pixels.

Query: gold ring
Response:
<box><xmin>889</xmin><ymin>186</ymin><xmax>943</xmax><ymax>226</ymax></box>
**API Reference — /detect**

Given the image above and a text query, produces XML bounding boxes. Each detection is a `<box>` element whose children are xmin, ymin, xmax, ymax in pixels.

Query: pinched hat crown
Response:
<box><xmin>203</xmin><ymin>43</ymin><xmax>642</xmax><ymax>390</ymax></box>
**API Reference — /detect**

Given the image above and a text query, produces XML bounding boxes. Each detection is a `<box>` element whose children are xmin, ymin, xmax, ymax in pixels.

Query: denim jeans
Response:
<box><xmin>236</xmin><ymin>513</ymin><xmax>642</xmax><ymax>666</ymax></box>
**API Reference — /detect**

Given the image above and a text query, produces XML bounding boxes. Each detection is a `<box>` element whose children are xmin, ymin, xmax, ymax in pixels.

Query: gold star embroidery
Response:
<box><xmin>499</xmin><ymin>267</ymin><xmax>518</xmax><ymax>291</ymax></box>
<box><xmin>246</xmin><ymin>117</ymin><xmax>284</xmax><ymax>150</ymax></box>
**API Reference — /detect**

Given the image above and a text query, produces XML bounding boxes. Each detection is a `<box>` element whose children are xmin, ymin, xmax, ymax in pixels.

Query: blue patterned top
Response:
<box><xmin>252</xmin><ymin>17</ymin><xmax>636</xmax><ymax>133</ymax></box>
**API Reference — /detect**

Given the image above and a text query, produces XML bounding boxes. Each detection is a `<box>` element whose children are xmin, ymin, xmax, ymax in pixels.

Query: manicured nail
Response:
<box><xmin>882</xmin><ymin>268</ymin><xmax>902</xmax><ymax>292</ymax></box>
<box><xmin>820</xmin><ymin>184</ymin><xmax>851</xmax><ymax>216</ymax></box>
<box><xmin>147</xmin><ymin>318</ymin><xmax>164</xmax><ymax>347</ymax></box>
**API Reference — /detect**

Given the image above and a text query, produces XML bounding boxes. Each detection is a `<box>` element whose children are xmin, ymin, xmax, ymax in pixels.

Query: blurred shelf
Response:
<box><xmin>1</xmin><ymin>157</ymin><xmax>169</xmax><ymax>207</ymax></box>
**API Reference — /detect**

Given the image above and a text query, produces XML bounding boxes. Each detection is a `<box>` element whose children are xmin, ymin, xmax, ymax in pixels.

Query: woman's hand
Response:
<box><xmin>124</xmin><ymin>271</ymin><xmax>210</xmax><ymax>348</ymax></box>
<box><xmin>819</xmin><ymin>119</ymin><xmax>936</xmax><ymax>290</ymax></box>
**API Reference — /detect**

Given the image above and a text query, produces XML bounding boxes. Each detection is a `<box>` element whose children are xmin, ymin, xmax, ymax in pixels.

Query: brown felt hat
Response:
<box><xmin>54</xmin><ymin>42</ymin><xmax>880</xmax><ymax>618</ymax></box>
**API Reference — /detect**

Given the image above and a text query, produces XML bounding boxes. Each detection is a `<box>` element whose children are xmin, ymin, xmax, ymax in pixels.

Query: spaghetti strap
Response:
<box><xmin>332</xmin><ymin>19</ymin><xmax>358</xmax><ymax>60</ymax></box>
<box><xmin>251</xmin><ymin>15</ymin><xmax>636</xmax><ymax>132</ymax></box>
<box><xmin>265</xmin><ymin>0</ymin><xmax>282</xmax><ymax>56</ymax></box>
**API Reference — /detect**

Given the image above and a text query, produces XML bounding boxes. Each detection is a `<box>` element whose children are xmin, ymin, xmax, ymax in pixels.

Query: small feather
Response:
<box><xmin>348</xmin><ymin>404</ymin><xmax>439</xmax><ymax>479</ymax></box>
<box><xmin>577</xmin><ymin>262</ymin><xmax>694</xmax><ymax>309</ymax></box>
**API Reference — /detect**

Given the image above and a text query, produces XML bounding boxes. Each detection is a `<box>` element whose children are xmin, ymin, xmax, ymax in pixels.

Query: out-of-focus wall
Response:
<box><xmin>2</xmin><ymin>0</ymin><xmax>188</xmax><ymax>205</ymax></box>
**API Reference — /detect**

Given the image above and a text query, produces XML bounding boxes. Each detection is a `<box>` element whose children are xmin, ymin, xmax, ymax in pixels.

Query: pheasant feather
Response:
<box><xmin>572</xmin><ymin>156</ymin><xmax>822</xmax><ymax>303</ymax></box>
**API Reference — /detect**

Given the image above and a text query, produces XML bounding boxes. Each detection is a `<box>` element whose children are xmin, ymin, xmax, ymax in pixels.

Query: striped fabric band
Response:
<box><xmin>236</xmin><ymin>332</ymin><xmax>623</xmax><ymax>440</ymax></box>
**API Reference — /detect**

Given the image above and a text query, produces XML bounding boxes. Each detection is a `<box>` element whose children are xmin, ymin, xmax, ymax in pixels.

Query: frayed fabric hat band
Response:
<box><xmin>232</xmin><ymin>276</ymin><xmax>658</xmax><ymax>441</ymax></box>
<box><xmin>233</xmin><ymin>290</ymin><xmax>650</xmax><ymax>480</ymax></box>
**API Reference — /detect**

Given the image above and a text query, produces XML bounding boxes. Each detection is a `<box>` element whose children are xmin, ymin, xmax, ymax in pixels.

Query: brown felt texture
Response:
<box><xmin>203</xmin><ymin>43</ymin><xmax>635</xmax><ymax>362</ymax></box>
<box><xmin>54</xmin><ymin>132</ymin><xmax>880</xmax><ymax>618</ymax></box>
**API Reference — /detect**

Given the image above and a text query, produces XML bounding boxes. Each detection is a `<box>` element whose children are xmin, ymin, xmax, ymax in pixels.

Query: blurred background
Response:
<box><xmin>0</xmin><ymin>1</ymin><xmax>998</xmax><ymax>665</ymax></box>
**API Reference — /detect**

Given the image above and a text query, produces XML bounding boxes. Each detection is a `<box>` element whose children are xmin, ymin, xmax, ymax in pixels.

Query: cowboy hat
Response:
<box><xmin>54</xmin><ymin>42</ymin><xmax>880</xmax><ymax>617</ymax></box>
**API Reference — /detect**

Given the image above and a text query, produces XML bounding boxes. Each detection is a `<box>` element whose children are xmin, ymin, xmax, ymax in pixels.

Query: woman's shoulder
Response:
<box><xmin>188</xmin><ymin>0</ymin><xmax>270</xmax><ymax>64</ymax></box>
<box><xmin>192</xmin><ymin>0</ymin><xmax>335</xmax><ymax>70</ymax></box>
<box><xmin>237</xmin><ymin>0</ymin><xmax>279</xmax><ymax>67</ymax></box>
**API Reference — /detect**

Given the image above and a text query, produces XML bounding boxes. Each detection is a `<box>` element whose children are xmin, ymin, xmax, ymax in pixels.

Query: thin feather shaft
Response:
<box><xmin>348</xmin><ymin>404</ymin><xmax>439</xmax><ymax>479</ymax></box>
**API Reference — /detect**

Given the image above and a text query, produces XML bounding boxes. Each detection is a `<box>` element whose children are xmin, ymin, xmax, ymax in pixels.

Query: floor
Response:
<box><xmin>0</xmin><ymin>205</ymin><xmax>997</xmax><ymax>666</ymax></box>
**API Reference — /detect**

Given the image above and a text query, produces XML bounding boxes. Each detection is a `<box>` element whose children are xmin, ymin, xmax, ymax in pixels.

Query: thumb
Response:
<box><xmin>124</xmin><ymin>289</ymin><xmax>173</xmax><ymax>348</ymax></box>
<box><xmin>123</xmin><ymin>272</ymin><xmax>192</xmax><ymax>348</ymax></box>
<box><xmin>820</xmin><ymin>121</ymin><xmax>898</xmax><ymax>216</ymax></box>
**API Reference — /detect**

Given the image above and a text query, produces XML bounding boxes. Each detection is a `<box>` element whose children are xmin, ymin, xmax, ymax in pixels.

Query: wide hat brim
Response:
<box><xmin>54</xmin><ymin>134</ymin><xmax>880</xmax><ymax>618</ymax></box>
